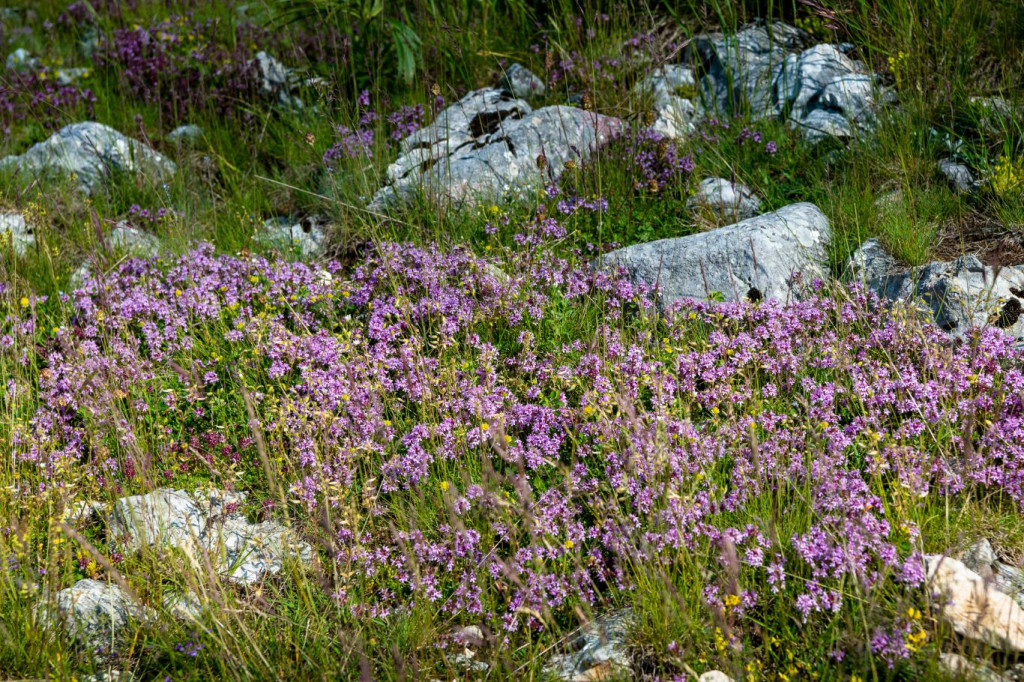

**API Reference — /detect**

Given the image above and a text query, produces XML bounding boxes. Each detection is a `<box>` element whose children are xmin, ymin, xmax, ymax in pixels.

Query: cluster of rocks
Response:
<box><xmin>846</xmin><ymin>238</ymin><xmax>1024</xmax><ymax>339</ymax></box>
<box><xmin>638</xmin><ymin>20</ymin><xmax>890</xmax><ymax>143</ymax></box>
<box><xmin>40</xmin><ymin>487</ymin><xmax>312</xmax><ymax>655</ymax></box>
<box><xmin>369</xmin><ymin>86</ymin><xmax>625</xmax><ymax>210</ymax></box>
<box><xmin>6</xmin><ymin>47</ymin><xmax>91</xmax><ymax>86</ymax></box>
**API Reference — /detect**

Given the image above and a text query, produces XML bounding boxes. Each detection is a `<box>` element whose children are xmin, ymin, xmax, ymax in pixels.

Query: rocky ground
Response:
<box><xmin>2</xmin><ymin>1</ymin><xmax>1024</xmax><ymax>681</ymax></box>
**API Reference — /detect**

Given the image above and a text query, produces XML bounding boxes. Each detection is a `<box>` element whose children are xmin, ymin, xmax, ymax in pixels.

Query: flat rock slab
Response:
<box><xmin>371</xmin><ymin>88</ymin><xmax>625</xmax><ymax>210</ymax></box>
<box><xmin>0</xmin><ymin>122</ymin><xmax>175</xmax><ymax>195</ymax></box>
<box><xmin>108</xmin><ymin>487</ymin><xmax>312</xmax><ymax>585</ymax></box>
<box><xmin>600</xmin><ymin>202</ymin><xmax>830</xmax><ymax>306</ymax></box>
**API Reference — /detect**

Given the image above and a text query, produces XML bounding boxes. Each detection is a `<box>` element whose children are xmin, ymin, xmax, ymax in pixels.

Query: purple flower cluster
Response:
<box><xmin>0</xmin><ymin>71</ymin><xmax>96</xmax><ymax>135</ymax></box>
<box><xmin>90</xmin><ymin>14</ymin><xmax>272</xmax><ymax>124</ymax></box>
<box><xmin>6</xmin><ymin>206</ymin><xmax>1024</xmax><ymax>670</ymax></box>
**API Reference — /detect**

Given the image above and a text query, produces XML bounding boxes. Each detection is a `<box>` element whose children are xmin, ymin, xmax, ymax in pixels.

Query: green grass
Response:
<box><xmin>2</xmin><ymin>0</ymin><xmax>1024</xmax><ymax>680</ymax></box>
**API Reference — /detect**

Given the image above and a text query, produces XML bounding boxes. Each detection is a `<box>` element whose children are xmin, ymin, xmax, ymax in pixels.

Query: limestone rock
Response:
<box><xmin>545</xmin><ymin>610</ymin><xmax>632</xmax><ymax>682</ymax></box>
<box><xmin>501</xmin><ymin>63</ymin><xmax>546</xmax><ymax>99</ymax></box>
<box><xmin>939</xmin><ymin>158</ymin><xmax>976</xmax><ymax>194</ymax></box>
<box><xmin>251</xmin><ymin>51</ymin><xmax>302</xmax><ymax>109</ymax></box>
<box><xmin>42</xmin><ymin>579</ymin><xmax>149</xmax><ymax>653</ymax></box>
<box><xmin>109</xmin><ymin>223</ymin><xmax>160</xmax><ymax>258</ymax></box>
<box><xmin>0</xmin><ymin>211</ymin><xmax>34</xmax><ymax>256</ymax></box>
<box><xmin>647</xmin><ymin>21</ymin><xmax>885</xmax><ymax>143</ymax></box>
<box><xmin>162</xmin><ymin>589</ymin><xmax>203</xmax><ymax>621</ymax></box>
<box><xmin>939</xmin><ymin>653</ymin><xmax>1009</xmax><ymax>682</ymax></box>
<box><xmin>372</xmin><ymin>89</ymin><xmax>624</xmax><ymax>209</ymax></box>
<box><xmin>873</xmin><ymin>254</ymin><xmax>1024</xmax><ymax>338</ymax></box>
<box><xmin>844</xmin><ymin>238</ymin><xmax>897</xmax><ymax>285</ymax></box>
<box><xmin>925</xmin><ymin>554</ymin><xmax>1024</xmax><ymax>652</ymax></box>
<box><xmin>108</xmin><ymin>487</ymin><xmax>311</xmax><ymax>585</ymax></box>
<box><xmin>0</xmin><ymin>122</ymin><xmax>176</xmax><ymax>194</ymax></box>
<box><xmin>637</xmin><ymin>64</ymin><xmax>700</xmax><ymax>139</ymax></box>
<box><xmin>259</xmin><ymin>216</ymin><xmax>327</xmax><ymax>257</ymax></box>
<box><xmin>6</xmin><ymin>47</ymin><xmax>38</xmax><ymax>71</ymax></box>
<box><xmin>700</xmin><ymin>673</ymin><xmax>736</xmax><ymax>682</ymax></box>
<box><xmin>601</xmin><ymin>202</ymin><xmax>830</xmax><ymax>306</ymax></box>
<box><xmin>167</xmin><ymin>125</ymin><xmax>204</xmax><ymax>145</ymax></box>
<box><xmin>962</xmin><ymin>539</ymin><xmax>1024</xmax><ymax>611</ymax></box>
<box><xmin>686</xmin><ymin>177</ymin><xmax>762</xmax><ymax>222</ymax></box>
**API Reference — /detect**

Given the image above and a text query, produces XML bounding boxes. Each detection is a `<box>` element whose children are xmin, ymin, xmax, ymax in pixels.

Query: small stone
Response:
<box><xmin>939</xmin><ymin>158</ymin><xmax>976</xmax><ymax>194</ymax></box>
<box><xmin>6</xmin><ymin>47</ymin><xmax>38</xmax><ymax>71</ymax></box>
<box><xmin>162</xmin><ymin>589</ymin><xmax>203</xmax><ymax>621</ymax></box>
<box><xmin>259</xmin><ymin>216</ymin><xmax>327</xmax><ymax>258</ymax></box>
<box><xmin>844</xmin><ymin>238</ymin><xmax>897</xmax><ymax>286</ymax></box>
<box><xmin>251</xmin><ymin>51</ymin><xmax>302</xmax><ymax>109</ymax></box>
<box><xmin>544</xmin><ymin>610</ymin><xmax>632</xmax><ymax>681</ymax></box>
<box><xmin>109</xmin><ymin>223</ymin><xmax>160</xmax><ymax>258</ymax></box>
<box><xmin>53</xmin><ymin>67</ymin><xmax>90</xmax><ymax>86</ymax></box>
<box><xmin>636</xmin><ymin>64</ymin><xmax>699</xmax><ymax>139</ymax></box>
<box><xmin>501</xmin><ymin>63</ymin><xmax>546</xmax><ymax>99</ymax></box>
<box><xmin>371</xmin><ymin>88</ymin><xmax>624</xmax><ymax>210</ymax></box>
<box><xmin>939</xmin><ymin>652</ymin><xmax>1009</xmax><ymax>682</ymax></box>
<box><xmin>108</xmin><ymin>487</ymin><xmax>312</xmax><ymax>586</ymax></box>
<box><xmin>686</xmin><ymin>177</ymin><xmax>762</xmax><ymax>222</ymax></box>
<box><xmin>0</xmin><ymin>211</ymin><xmax>34</xmax><ymax>256</ymax></box>
<box><xmin>700</xmin><ymin>672</ymin><xmax>736</xmax><ymax>682</ymax></box>
<box><xmin>167</xmin><ymin>125</ymin><xmax>204</xmax><ymax>145</ymax></box>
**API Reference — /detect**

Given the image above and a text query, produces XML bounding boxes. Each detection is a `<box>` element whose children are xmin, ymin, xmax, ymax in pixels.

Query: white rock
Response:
<box><xmin>167</xmin><ymin>125</ymin><xmax>204</xmax><ymax>145</ymax></box>
<box><xmin>686</xmin><ymin>177</ymin><xmax>762</xmax><ymax>222</ymax></box>
<box><xmin>259</xmin><ymin>216</ymin><xmax>326</xmax><ymax>257</ymax></box>
<box><xmin>108</xmin><ymin>487</ymin><xmax>311</xmax><ymax>586</ymax></box>
<box><xmin>939</xmin><ymin>158</ymin><xmax>976</xmax><ymax>194</ymax></box>
<box><xmin>601</xmin><ymin>202</ymin><xmax>830</xmax><ymax>306</ymax></box>
<box><xmin>501</xmin><ymin>63</ymin><xmax>546</xmax><ymax>99</ymax></box>
<box><xmin>0</xmin><ymin>122</ymin><xmax>176</xmax><ymax>195</ymax></box>
<box><xmin>637</xmin><ymin>64</ymin><xmax>700</xmax><ymax>139</ymax></box>
<box><xmin>700</xmin><ymin>672</ymin><xmax>736</xmax><ymax>682</ymax></box>
<box><xmin>925</xmin><ymin>554</ymin><xmax>1024</xmax><ymax>652</ymax></box>
<box><xmin>6</xmin><ymin>47</ymin><xmax>37</xmax><ymax>70</ymax></box>
<box><xmin>109</xmin><ymin>223</ymin><xmax>160</xmax><ymax>257</ymax></box>
<box><xmin>545</xmin><ymin>610</ymin><xmax>632</xmax><ymax>681</ymax></box>
<box><xmin>41</xmin><ymin>579</ymin><xmax>150</xmax><ymax>653</ymax></box>
<box><xmin>0</xmin><ymin>211</ymin><xmax>34</xmax><ymax>256</ymax></box>
<box><xmin>939</xmin><ymin>652</ymin><xmax>1009</xmax><ymax>682</ymax></box>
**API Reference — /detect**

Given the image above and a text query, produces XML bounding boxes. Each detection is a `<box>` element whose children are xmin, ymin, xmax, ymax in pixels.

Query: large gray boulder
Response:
<box><xmin>601</xmin><ymin>202</ymin><xmax>830</xmax><ymax>306</ymax></box>
<box><xmin>0</xmin><ymin>211</ymin><xmax>33</xmax><ymax>256</ymax></box>
<box><xmin>852</xmin><ymin>241</ymin><xmax>1024</xmax><ymax>338</ymax></box>
<box><xmin>109</xmin><ymin>487</ymin><xmax>312</xmax><ymax>585</ymax></box>
<box><xmin>370</xmin><ymin>88</ymin><xmax>624</xmax><ymax>210</ymax></box>
<box><xmin>0</xmin><ymin>122</ymin><xmax>176</xmax><ymax>194</ymax></box>
<box><xmin>686</xmin><ymin>177</ymin><xmax>762</xmax><ymax>222</ymax></box>
<box><xmin>690</xmin><ymin>20</ymin><xmax>808</xmax><ymax>119</ymax></box>
<box><xmin>41</xmin><ymin>579</ymin><xmax>150</xmax><ymax>653</ymax></box>
<box><xmin>645</xmin><ymin>21</ymin><xmax>886</xmax><ymax>143</ymax></box>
